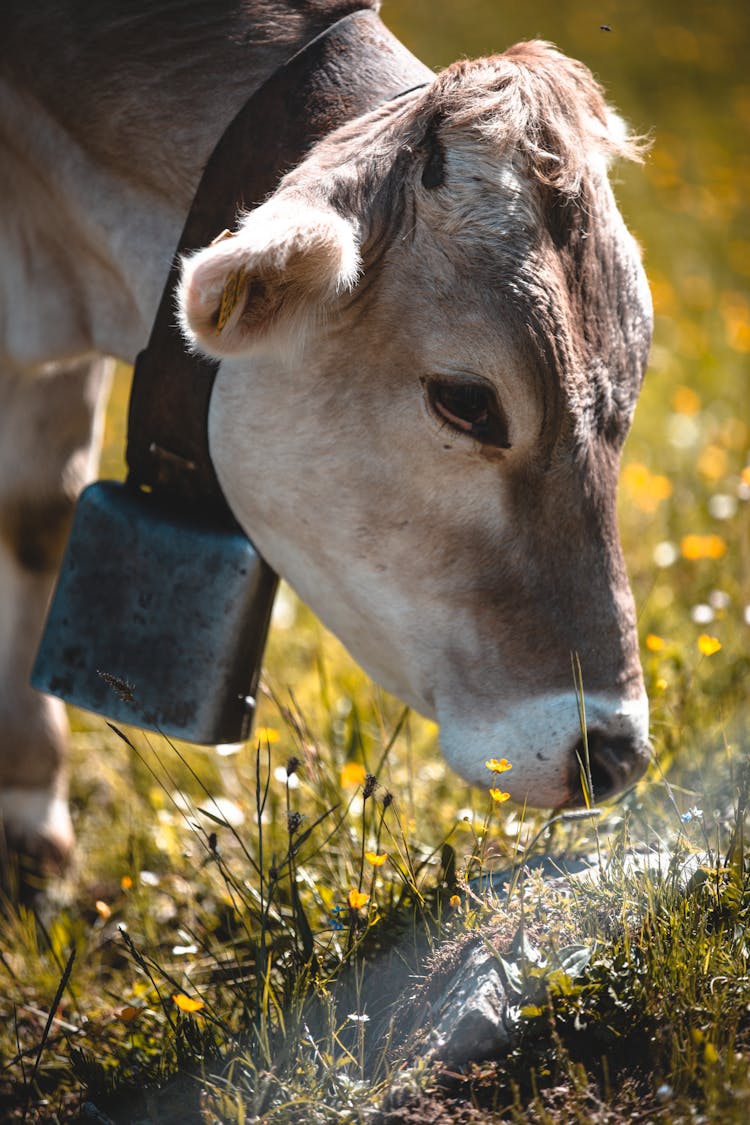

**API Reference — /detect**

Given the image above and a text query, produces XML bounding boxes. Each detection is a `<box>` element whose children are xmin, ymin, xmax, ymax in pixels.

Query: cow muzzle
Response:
<box><xmin>567</xmin><ymin>725</ymin><xmax>651</xmax><ymax>807</ymax></box>
<box><xmin>436</xmin><ymin>689</ymin><xmax>650</xmax><ymax>809</ymax></box>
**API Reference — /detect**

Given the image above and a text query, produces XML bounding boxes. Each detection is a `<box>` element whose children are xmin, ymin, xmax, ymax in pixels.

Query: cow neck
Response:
<box><xmin>126</xmin><ymin>8</ymin><xmax>430</xmax><ymax>523</ymax></box>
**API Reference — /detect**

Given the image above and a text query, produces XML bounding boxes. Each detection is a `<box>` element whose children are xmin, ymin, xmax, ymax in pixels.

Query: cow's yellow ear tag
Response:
<box><xmin>211</xmin><ymin>228</ymin><xmax>235</xmax><ymax>245</ymax></box>
<box><xmin>216</xmin><ymin>267</ymin><xmax>247</xmax><ymax>334</ymax></box>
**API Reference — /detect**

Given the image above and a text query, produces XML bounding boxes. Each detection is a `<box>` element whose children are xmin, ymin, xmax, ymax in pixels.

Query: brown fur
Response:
<box><xmin>0</xmin><ymin>1</ymin><xmax>380</xmax><ymax>200</ymax></box>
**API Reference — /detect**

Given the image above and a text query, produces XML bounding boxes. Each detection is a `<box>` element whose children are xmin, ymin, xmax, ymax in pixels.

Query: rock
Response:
<box><xmin>416</xmin><ymin>848</ymin><xmax>706</xmax><ymax>1070</ymax></box>
<box><xmin>426</xmin><ymin>941</ymin><xmax>514</xmax><ymax>1067</ymax></box>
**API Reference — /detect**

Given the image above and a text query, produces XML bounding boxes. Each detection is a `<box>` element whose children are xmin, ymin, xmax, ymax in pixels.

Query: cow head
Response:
<box><xmin>178</xmin><ymin>42</ymin><xmax>653</xmax><ymax>808</ymax></box>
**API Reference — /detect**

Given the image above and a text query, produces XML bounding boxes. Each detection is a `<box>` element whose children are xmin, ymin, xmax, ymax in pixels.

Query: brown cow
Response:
<box><xmin>0</xmin><ymin>1</ymin><xmax>652</xmax><ymax>877</ymax></box>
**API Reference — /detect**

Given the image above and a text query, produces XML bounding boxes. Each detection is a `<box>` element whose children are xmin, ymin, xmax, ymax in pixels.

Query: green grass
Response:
<box><xmin>1</xmin><ymin>543</ymin><xmax>748</xmax><ymax>1122</ymax></box>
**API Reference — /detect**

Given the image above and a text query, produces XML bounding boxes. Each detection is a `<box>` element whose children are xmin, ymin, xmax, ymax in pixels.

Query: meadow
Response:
<box><xmin>1</xmin><ymin>0</ymin><xmax>748</xmax><ymax>1121</ymax></box>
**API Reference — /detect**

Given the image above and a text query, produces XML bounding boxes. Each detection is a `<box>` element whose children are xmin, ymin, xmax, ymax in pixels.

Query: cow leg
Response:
<box><xmin>0</xmin><ymin>356</ymin><xmax>112</xmax><ymax>888</ymax></box>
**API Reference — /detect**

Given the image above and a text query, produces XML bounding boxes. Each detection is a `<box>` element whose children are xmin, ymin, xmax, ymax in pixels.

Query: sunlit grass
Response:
<box><xmin>2</xmin><ymin>552</ymin><xmax>748</xmax><ymax>1122</ymax></box>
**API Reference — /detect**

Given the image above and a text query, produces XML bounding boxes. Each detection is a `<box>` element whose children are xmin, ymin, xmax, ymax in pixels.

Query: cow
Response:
<box><xmin>0</xmin><ymin>1</ymin><xmax>653</xmax><ymax>882</ymax></box>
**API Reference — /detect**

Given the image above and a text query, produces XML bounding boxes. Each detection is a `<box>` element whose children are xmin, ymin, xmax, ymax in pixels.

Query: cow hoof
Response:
<box><xmin>0</xmin><ymin>788</ymin><xmax>74</xmax><ymax>902</ymax></box>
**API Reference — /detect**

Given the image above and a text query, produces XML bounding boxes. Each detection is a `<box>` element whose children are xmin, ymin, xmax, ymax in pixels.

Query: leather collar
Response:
<box><xmin>126</xmin><ymin>9</ymin><xmax>430</xmax><ymax>519</ymax></box>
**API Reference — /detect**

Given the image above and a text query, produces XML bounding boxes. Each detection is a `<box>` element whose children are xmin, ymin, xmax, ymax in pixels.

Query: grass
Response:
<box><xmin>1</xmin><ymin>532</ymin><xmax>748</xmax><ymax>1122</ymax></box>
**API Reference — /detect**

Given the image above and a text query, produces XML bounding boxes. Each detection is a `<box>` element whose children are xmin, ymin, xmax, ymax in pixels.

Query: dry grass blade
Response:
<box><xmin>22</xmin><ymin>945</ymin><xmax>75</xmax><ymax>1122</ymax></box>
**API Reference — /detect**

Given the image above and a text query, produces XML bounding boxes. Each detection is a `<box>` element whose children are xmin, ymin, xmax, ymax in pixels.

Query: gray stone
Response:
<box><xmin>427</xmin><ymin>941</ymin><xmax>514</xmax><ymax>1067</ymax></box>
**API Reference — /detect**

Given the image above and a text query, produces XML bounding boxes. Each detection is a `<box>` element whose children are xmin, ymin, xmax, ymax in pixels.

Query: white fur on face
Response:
<box><xmin>205</xmin><ymin>264</ymin><xmax>543</xmax><ymax>721</ymax></box>
<box><xmin>436</xmin><ymin>691</ymin><xmax>650</xmax><ymax>805</ymax></box>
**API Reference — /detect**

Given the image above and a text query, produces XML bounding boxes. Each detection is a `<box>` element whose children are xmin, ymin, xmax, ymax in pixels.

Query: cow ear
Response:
<box><xmin>178</xmin><ymin>199</ymin><xmax>360</xmax><ymax>358</ymax></box>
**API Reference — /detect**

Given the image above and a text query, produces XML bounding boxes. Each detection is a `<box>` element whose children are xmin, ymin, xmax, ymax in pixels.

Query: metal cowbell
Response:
<box><xmin>32</xmin><ymin>481</ymin><xmax>277</xmax><ymax>743</ymax></box>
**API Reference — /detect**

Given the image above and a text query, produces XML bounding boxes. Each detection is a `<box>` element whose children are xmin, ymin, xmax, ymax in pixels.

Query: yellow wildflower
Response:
<box><xmin>340</xmin><ymin>762</ymin><xmax>366</xmax><ymax>787</ymax></box>
<box><xmin>485</xmin><ymin>757</ymin><xmax>513</xmax><ymax>773</ymax></box>
<box><xmin>681</xmin><ymin>534</ymin><xmax>727</xmax><ymax>560</ymax></box>
<box><xmin>697</xmin><ymin>444</ymin><xmax>728</xmax><ymax>481</ymax></box>
<box><xmin>172</xmin><ymin>994</ymin><xmax>205</xmax><ymax>1013</ymax></box>
<box><xmin>671</xmin><ymin>385</ymin><xmax>702</xmax><ymax>415</ymax></box>
<box><xmin>116</xmin><ymin>1005</ymin><xmax>143</xmax><ymax>1024</ymax></box>
<box><xmin>621</xmin><ymin>463</ymin><xmax>673</xmax><ymax>513</ymax></box>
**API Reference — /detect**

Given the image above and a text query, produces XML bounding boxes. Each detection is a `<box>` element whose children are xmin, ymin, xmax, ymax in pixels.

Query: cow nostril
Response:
<box><xmin>570</xmin><ymin>730</ymin><xmax>649</xmax><ymax>805</ymax></box>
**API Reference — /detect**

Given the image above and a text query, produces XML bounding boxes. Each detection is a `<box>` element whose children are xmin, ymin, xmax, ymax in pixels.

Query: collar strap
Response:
<box><xmin>126</xmin><ymin>8</ymin><xmax>431</xmax><ymax>518</ymax></box>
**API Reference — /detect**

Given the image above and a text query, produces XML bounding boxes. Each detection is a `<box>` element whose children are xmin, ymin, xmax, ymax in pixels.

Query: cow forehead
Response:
<box><xmin>357</xmin><ymin>164</ymin><xmax>650</xmax><ymax>450</ymax></box>
<box><xmin>283</xmin><ymin>44</ymin><xmax>651</xmax><ymax>442</ymax></box>
<box><xmin>417</xmin><ymin>140</ymin><xmax>542</xmax><ymax>244</ymax></box>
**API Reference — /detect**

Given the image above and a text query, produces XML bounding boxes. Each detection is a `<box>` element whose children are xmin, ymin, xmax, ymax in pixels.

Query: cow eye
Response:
<box><xmin>426</xmin><ymin>378</ymin><xmax>511</xmax><ymax>448</ymax></box>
